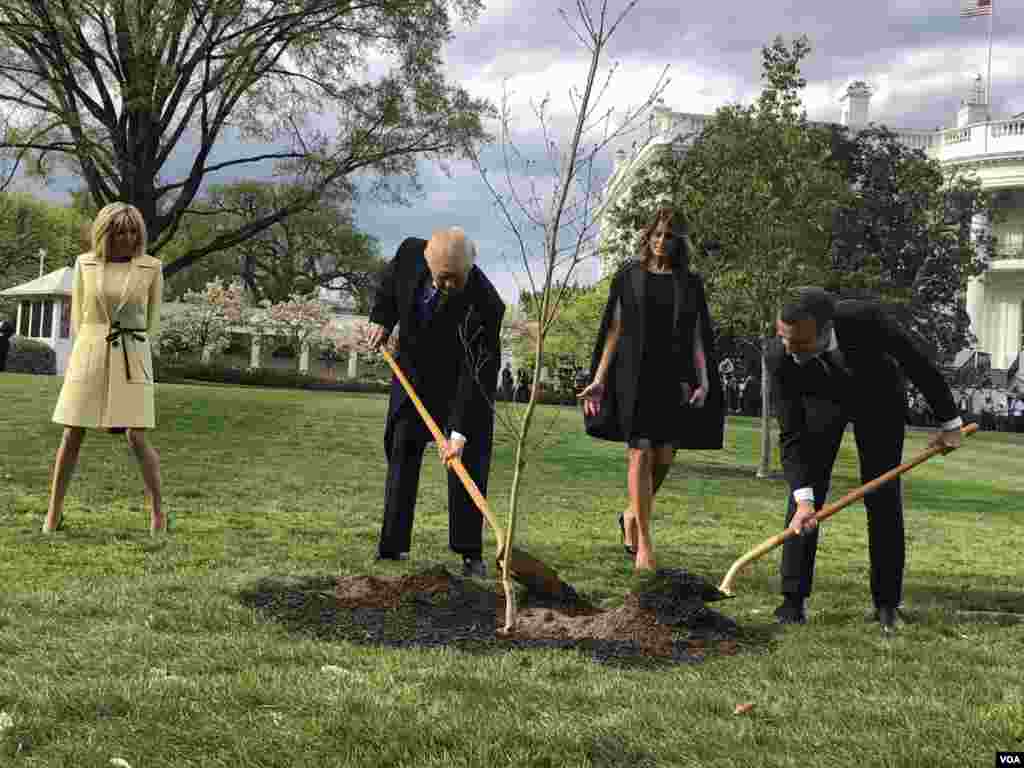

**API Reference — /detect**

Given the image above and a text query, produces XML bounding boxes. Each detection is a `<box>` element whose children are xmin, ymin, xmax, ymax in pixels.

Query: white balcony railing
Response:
<box><xmin>912</xmin><ymin>119</ymin><xmax>1024</xmax><ymax>162</ymax></box>
<box><xmin>996</xmin><ymin>231</ymin><xmax>1024</xmax><ymax>257</ymax></box>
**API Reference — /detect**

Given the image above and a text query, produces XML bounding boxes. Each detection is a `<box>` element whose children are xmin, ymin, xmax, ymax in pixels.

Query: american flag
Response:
<box><xmin>960</xmin><ymin>0</ymin><xmax>992</xmax><ymax>17</ymax></box>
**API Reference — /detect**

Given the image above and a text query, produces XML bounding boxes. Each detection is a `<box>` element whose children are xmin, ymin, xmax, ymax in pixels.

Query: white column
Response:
<box><xmin>1010</xmin><ymin>298</ymin><xmax>1023</xmax><ymax>366</ymax></box>
<box><xmin>347</xmin><ymin>350</ymin><xmax>358</xmax><ymax>379</ymax></box>
<box><xmin>250</xmin><ymin>334</ymin><xmax>261</xmax><ymax>369</ymax></box>
<box><xmin>966</xmin><ymin>210</ymin><xmax>992</xmax><ymax>352</ymax></box>
<box><xmin>201</xmin><ymin>346</ymin><xmax>212</xmax><ymax>364</ymax></box>
<box><xmin>965</xmin><ymin>277</ymin><xmax>986</xmax><ymax>351</ymax></box>
<box><xmin>15</xmin><ymin>302</ymin><xmax>22</xmax><ymax>337</ymax></box>
<box><xmin>299</xmin><ymin>341</ymin><xmax>310</xmax><ymax>373</ymax></box>
<box><xmin>999</xmin><ymin>300</ymin><xmax>1012</xmax><ymax>368</ymax></box>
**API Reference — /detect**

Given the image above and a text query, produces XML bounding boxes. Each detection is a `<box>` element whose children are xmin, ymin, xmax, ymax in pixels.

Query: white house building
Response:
<box><xmin>598</xmin><ymin>78</ymin><xmax>1024</xmax><ymax>386</ymax></box>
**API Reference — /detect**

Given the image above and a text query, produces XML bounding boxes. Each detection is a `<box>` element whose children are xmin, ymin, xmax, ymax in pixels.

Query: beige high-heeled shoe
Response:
<box><xmin>42</xmin><ymin>510</ymin><xmax>64</xmax><ymax>534</ymax></box>
<box><xmin>145</xmin><ymin>490</ymin><xmax>167</xmax><ymax>536</ymax></box>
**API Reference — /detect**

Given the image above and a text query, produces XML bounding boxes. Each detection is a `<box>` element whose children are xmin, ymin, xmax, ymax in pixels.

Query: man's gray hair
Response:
<box><xmin>448</xmin><ymin>226</ymin><xmax>477</xmax><ymax>270</ymax></box>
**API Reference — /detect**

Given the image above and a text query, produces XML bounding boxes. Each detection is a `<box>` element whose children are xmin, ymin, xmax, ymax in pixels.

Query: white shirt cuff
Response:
<box><xmin>450</xmin><ymin>430</ymin><xmax>468</xmax><ymax>445</ymax></box>
<box><xmin>793</xmin><ymin>487</ymin><xmax>815</xmax><ymax>504</ymax></box>
<box><xmin>940</xmin><ymin>416</ymin><xmax>963</xmax><ymax>431</ymax></box>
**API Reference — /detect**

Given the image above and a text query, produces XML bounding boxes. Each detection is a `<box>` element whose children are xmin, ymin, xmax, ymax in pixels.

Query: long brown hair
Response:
<box><xmin>638</xmin><ymin>207</ymin><xmax>690</xmax><ymax>271</ymax></box>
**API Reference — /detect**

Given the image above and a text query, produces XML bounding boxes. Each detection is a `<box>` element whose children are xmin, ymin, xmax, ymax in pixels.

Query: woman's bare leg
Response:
<box><xmin>126</xmin><ymin>429</ymin><xmax>163</xmax><ymax>532</ymax></box>
<box><xmin>628</xmin><ymin>446</ymin><xmax>656</xmax><ymax>570</ymax></box>
<box><xmin>623</xmin><ymin>445</ymin><xmax>675</xmax><ymax>549</ymax></box>
<box><xmin>44</xmin><ymin>427</ymin><xmax>86</xmax><ymax>532</ymax></box>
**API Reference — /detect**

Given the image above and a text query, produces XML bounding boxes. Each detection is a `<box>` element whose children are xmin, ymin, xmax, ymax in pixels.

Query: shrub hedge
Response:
<box><xmin>153</xmin><ymin>357</ymin><xmax>581</xmax><ymax>405</ymax></box>
<box><xmin>153</xmin><ymin>358</ymin><xmax>391</xmax><ymax>394</ymax></box>
<box><xmin>4</xmin><ymin>338</ymin><xmax>56</xmax><ymax>375</ymax></box>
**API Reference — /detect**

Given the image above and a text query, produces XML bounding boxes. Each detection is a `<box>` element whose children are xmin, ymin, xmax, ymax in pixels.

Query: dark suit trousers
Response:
<box><xmin>379</xmin><ymin>407</ymin><xmax>486</xmax><ymax>557</ymax></box>
<box><xmin>781</xmin><ymin>395</ymin><xmax>907</xmax><ymax>608</ymax></box>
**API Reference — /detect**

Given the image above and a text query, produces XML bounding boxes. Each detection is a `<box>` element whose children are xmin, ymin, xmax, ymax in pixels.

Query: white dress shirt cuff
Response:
<box><xmin>450</xmin><ymin>430</ymin><xmax>468</xmax><ymax>445</ymax></box>
<box><xmin>793</xmin><ymin>487</ymin><xmax>815</xmax><ymax>504</ymax></box>
<box><xmin>940</xmin><ymin>416</ymin><xmax>963</xmax><ymax>431</ymax></box>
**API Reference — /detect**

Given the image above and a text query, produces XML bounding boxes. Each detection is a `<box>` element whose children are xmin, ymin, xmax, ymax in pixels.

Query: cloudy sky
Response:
<box><xmin>16</xmin><ymin>0</ymin><xmax>1024</xmax><ymax>305</ymax></box>
<box><xmin>357</xmin><ymin>0</ymin><xmax>1024</xmax><ymax>303</ymax></box>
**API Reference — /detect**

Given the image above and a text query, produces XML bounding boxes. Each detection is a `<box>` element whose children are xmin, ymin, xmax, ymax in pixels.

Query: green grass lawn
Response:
<box><xmin>1</xmin><ymin>372</ymin><xmax>1022</xmax><ymax>767</ymax></box>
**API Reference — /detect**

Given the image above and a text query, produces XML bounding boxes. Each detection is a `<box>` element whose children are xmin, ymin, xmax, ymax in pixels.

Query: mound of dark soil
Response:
<box><xmin>239</xmin><ymin>565</ymin><xmax>740</xmax><ymax>666</ymax></box>
<box><xmin>325</xmin><ymin>565</ymin><xmax>738</xmax><ymax>664</ymax></box>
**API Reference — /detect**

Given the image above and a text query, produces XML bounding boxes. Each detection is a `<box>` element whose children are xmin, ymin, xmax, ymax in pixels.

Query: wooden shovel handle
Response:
<box><xmin>718</xmin><ymin>422</ymin><xmax>979</xmax><ymax>595</ymax></box>
<box><xmin>380</xmin><ymin>349</ymin><xmax>505</xmax><ymax>555</ymax></box>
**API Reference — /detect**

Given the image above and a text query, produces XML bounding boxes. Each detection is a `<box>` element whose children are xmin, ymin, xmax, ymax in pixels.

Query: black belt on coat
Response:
<box><xmin>105</xmin><ymin>321</ymin><xmax>148</xmax><ymax>381</ymax></box>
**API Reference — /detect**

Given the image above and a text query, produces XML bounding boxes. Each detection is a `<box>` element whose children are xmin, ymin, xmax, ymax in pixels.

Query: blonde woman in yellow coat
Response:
<box><xmin>45</xmin><ymin>202</ymin><xmax>165</xmax><ymax>534</ymax></box>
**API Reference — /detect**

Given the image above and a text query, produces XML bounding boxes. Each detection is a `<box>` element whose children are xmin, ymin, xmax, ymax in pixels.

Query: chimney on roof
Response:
<box><xmin>957</xmin><ymin>74</ymin><xmax>989</xmax><ymax>127</ymax></box>
<box><xmin>840</xmin><ymin>81</ymin><xmax>872</xmax><ymax>131</ymax></box>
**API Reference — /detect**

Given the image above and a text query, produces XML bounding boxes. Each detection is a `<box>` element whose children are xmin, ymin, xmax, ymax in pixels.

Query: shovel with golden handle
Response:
<box><xmin>379</xmin><ymin>348</ymin><xmax>569</xmax><ymax>599</ymax></box>
<box><xmin>718</xmin><ymin>422</ymin><xmax>979</xmax><ymax>597</ymax></box>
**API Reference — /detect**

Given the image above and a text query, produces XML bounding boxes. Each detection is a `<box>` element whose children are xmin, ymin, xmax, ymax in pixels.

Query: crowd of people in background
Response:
<box><xmin>493</xmin><ymin>355</ymin><xmax>1024</xmax><ymax>435</ymax></box>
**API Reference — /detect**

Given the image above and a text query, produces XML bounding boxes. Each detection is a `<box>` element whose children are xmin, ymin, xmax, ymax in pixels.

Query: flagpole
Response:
<box><xmin>986</xmin><ymin>0</ymin><xmax>994</xmax><ymax>118</ymax></box>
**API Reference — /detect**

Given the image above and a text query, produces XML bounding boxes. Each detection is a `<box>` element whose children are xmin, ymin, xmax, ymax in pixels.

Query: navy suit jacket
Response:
<box><xmin>766</xmin><ymin>299</ymin><xmax>957</xmax><ymax>493</ymax></box>
<box><xmin>369</xmin><ymin>237</ymin><xmax>505</xmax><ymax>458</ymax></box>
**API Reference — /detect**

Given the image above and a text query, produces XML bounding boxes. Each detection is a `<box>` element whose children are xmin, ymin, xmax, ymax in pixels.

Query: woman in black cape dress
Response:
<box><xmin>578</xmin><ymin>207</ymin><xmax>725</xmax><ymax>571</ymax></box>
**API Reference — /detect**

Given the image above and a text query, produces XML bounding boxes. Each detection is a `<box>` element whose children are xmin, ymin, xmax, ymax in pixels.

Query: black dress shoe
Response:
<box><xmin>874</xmin><ymin>605</ymin><xmax>903</xmax><ymax>634</ymax></box>
<box><xmin>774</xmin><ymin>595</ymin><xmax>807</xmax><ymax>625</ymax></box>
<box><xmin>462</xmin><ymin>556</ymin><xmax>486</xmax><ymax>578</ymax></box>
<box><xmin>376</xmin><ymin>551</ymin><xmax>409</xmax><ymax>561</ymax></box>
<box><xmin>618</xmin><ymin>513</ymin><xmax>637</xmax><ymax>557</ymax></box>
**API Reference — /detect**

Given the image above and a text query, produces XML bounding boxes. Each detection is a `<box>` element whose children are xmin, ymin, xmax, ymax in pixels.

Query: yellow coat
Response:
<box><xmin>52</xmin><ymin>252</ymin><xmax>164</xmax><ymax>429</ymax></box>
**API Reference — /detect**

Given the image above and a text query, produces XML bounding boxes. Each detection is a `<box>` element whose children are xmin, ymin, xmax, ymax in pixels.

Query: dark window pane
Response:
<box><xmin>60</xmin><ymin>298</ymin><xmax>71</xmax><ymax>339</ymax></box>
<box><xmin>29</xmin><ymin>301</ymin><xmax>42</xmax><ymax>337</ymax></box>
<box><xmin>41</xmin><ymin>300</ymin><xmax>53</xmax><ymax>338</ymax></box>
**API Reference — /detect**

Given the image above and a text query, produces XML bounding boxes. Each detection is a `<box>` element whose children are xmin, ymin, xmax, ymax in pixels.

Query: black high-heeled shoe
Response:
<box><xmin>618</xmin><ymin>513</ymin><xmax>637</xmax><ymax>557</ymax></box>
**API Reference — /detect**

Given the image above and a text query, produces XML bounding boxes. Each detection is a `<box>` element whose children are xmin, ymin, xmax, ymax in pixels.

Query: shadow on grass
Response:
<box><xmin>237</xmin><ymin>571</ymin><xmax>766</xmax><ymax>669</ymax></box>
<box><xmin>903</xmin><ymin>584</ymin><xmax>1024</xmax><ymax>615</ymax></box>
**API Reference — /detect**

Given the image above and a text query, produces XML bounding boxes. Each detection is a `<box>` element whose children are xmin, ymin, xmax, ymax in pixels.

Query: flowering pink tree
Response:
<box><xmin>322</xmin><ymin>319</ymin><xmax>399</xmax><ymax>381</ymax></box>
<box><xmin>249</xmin><ymin>293</ymin><xmax>336</xmax><ymax>371</ymax></box>
<box><xmin>158</xmin><ymin>279</ymin><xmax>247</xmax><ymax>361</ymax></box>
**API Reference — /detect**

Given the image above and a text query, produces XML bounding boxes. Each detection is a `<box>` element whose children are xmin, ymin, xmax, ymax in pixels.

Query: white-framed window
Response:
<box><xmin>59</xmin><ymin>298</ymin><xmax>70</xmax><ymax>339</ymax></box>
<box><xmin>18</xmin><ymin>301</ymin><xmax>30</xmax><ymax>335</ymax></box>
<box><xmin>41</xmin><ymin>300</ymin><xmax>53</xmax><ymax>338</ymax></box>
<box><xmin>29</xmin><ymin>300</ymin><xmax>42</xmax><ymax>337</ymax></box>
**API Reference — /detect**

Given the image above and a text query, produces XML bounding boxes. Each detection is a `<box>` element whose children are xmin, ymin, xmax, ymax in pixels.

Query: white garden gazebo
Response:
<box><xmin>0</xmin><ymin>266</ymin><xmax>75</xmax><ymax>375</ymax></box>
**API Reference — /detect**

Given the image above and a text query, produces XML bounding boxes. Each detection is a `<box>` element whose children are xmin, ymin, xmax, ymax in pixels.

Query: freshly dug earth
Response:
<box><xmin>319</xmin><ymin>565</ymin><xmax>738</xmax><ymax>665</ymax></box>
<box><xmin>240</xmin><ymin>566</ymin><xmax>739</xmax><ymax>666</ymax></box>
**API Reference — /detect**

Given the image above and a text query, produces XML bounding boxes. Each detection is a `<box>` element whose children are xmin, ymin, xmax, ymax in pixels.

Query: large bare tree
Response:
<box><xmin>0</xmin><ymin>0</ymin><xmax>491</xmax><ymax>277</ymax></box>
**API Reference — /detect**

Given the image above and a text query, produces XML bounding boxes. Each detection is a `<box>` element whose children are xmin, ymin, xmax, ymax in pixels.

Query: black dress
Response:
<box><xmin>630</xmin><ymin>272</ymin><xmax>692</xmax><ymax>446</ymax></box>
<box><xmin>584</xmin><ymin>262</ymin><xmax>725</xmax><ymax>450</ymax></box>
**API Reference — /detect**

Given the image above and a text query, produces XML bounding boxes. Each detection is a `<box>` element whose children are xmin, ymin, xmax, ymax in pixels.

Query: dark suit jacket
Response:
<box><xmin>766</xmin><ymin>299</ymin><xmax>958</xmax><ymax>493</ymax></box>
<box><xmin>584</xmin><ymin>261</ymin><xmax>725</xmax><ymax>449</ymax></box>
<box><xmin>369</xmin><ymin>237</ymin><xmax>505</xmax><ymax>458</ymax></box>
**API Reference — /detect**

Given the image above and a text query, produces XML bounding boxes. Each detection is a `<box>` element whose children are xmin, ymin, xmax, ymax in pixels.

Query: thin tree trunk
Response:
<box><xmin>756</xmin><ymin>341</ymin><xmax>774</xmax><ymax>479</ymax></box>
<box><xmin>500</xmin><ymin>365</ymin><xmax>540</xmax><ymax>633</ymax></box>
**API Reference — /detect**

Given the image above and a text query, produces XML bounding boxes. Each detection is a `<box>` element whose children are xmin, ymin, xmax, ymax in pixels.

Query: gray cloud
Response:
<box><xmin>13</xmin><ymin>0</ymin><xmax>1023</xmax><ymax>304</ymax></box>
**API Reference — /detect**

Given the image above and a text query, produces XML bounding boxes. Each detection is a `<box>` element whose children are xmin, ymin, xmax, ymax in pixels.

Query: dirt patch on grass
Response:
<box><xmin>321</xmin><ymin>565</ymin><xmax>739</xmax><ymax>665</ymax></box>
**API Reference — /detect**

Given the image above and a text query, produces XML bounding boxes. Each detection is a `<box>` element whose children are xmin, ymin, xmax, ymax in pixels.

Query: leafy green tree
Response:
<box><xmin>0</xmin><ymin>0</ymin><xmax>491</xmax><ymax>279</ymax></box>
<box><xmin>827</xmin><ymin>125</ymin><xmax>994</xmax><ymax>362</ymax></box>
<box><xmin>0</xmin><ymin>192</ymin><xmax>89</xmax><ymax>319</ymax></box>
<box><xmin>162</xmin><ymin>181</ymin><xmax>383</xmax><ymax>307</ymax></box>
<box><xmin>512</xmin><ymin>282</ymin><xmax>606</xmax><ymax>380</ymax></box>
